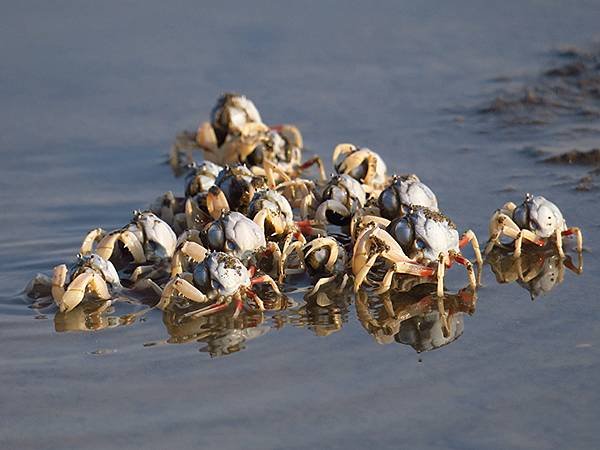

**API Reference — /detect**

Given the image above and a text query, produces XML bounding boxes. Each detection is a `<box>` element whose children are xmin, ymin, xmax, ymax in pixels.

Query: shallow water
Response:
<box><xmin>2</xmin><ymin>2</ymin><xmax>600</xmax><ymax>449</ymax></box>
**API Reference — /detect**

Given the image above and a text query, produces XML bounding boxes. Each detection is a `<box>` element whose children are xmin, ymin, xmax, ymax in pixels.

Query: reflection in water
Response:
<box><xmin>356</xmin><ymin>285</ymin><xmax>476</xmax><ymax>352</ymax></box>
<box><xmin>22</xmin><ymin>248</ymin><xmax>583</xmax><ymax>356</ymax></box>
<box><xmin>486</xmin><ymin>247</ymin><xmax>582</xmax><ymax>299</ymax></box>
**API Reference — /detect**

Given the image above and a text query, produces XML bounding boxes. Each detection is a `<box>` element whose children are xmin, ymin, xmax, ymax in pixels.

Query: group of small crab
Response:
<box><xmin>26</xmin><ymin>92</ymin><xmax>584</xmax><ymax>339</ymax></box>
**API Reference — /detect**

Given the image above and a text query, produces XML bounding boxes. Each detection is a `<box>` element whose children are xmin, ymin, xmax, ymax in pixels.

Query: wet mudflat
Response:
<box><xmin>1</xmin><ymin>2</ymin><xmax>600</xmax><ymax>449</ymax></box>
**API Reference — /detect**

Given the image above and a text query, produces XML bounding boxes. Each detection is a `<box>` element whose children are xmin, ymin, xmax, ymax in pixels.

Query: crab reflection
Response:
<box><xmin>356</xmin><ymin>284</ymin><xmax>476</xmax><ymax>352</ymax></box>
<box><xmin>486</xmin><ymin>247</ymin><xmax>583</xmax><ymax>299</ymax></box>
<box><xmin>26</xmin><ymin>282</ymin><xmax>159</xmax><ymax>333</ymax></box>
<box><xmin>162</xmin><ymin>308</ymin><xmax>270</xmax><ymax>357</ymax></box>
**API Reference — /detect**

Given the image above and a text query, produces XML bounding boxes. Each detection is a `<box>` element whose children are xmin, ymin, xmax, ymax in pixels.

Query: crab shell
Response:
<box><xmin>184</xmin><ymin>161</ymin><xmax>223</xmax><ymax>197</ymax></box>
<box><xmin>512</xmin><ymin>194</ymin><xmax>567</xmax><ymax>239</ymax></box>
<box><xmin>127</xmin><ymin>211</ymin><xmax>177</xmax><ymax>260</ymax></box>
<box><xmin>388</xmin><ymin>207</ymin><xmax>459</xmax><ymax>262</ymax></box>
<box><xmin>69</xmin><ymin>254</ymin><xmax>121</xmax><ymax>288</ymax></box>
<box><xmin>210</xmin><ymin>93</ymin><xmax>263</xmax><ymax>146</ymax></box>
<box><xmin>378</xmin><ymin>174</ymin><xmax>438</xmax><ymax>220</ymax></box>
<box><xmin>193</xmin><ymin>252</ymin><xmax>251</xmax><ymax>297</ymax></box>
<box><xmin>203</xmin><ymin>211</ymin><xmax>266</xmax><ymax>260</ymax></box>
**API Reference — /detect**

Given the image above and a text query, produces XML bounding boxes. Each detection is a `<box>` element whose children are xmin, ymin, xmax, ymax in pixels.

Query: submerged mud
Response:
<box><xmin>479</xmin><ymin>45</ymin><xmax>600</xmax><ymax>126</ymax></box>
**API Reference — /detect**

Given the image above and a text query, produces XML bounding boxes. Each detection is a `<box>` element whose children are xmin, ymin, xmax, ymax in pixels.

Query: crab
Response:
<box><xmin>303</xmin><ymin>237</ymin><xmax>350</xmax><ymax>295</ymax></box>
<box><xmin>195</xmin><ymin>93</ymin><xmax>325</xmax><ymax>184</ymax></box>
<box><xmin>353</xmin><ymin>207</ymin><xmax>483</xmax><ymax>297</ymax></box>
<box><xmin>184</xmin><ymin>160</ymin><xmax>223</xmax><ymax>197</ymax></box>
<box><xmin>378</xmin><ymin>174</ymin><xmax>438</xmax><ymax>220</ymax></box>
<box><xmin>314</xmin><ymin>174</ymin><xmax>367</xmax><ymax>226</ymax></box>
<box><xmin>51</xmin><ymin>254</ymin><xmax>121</xmax><ymax>313</ymax></box>
<box><xmin>486</xmin><ymin>246</ymin><xmax>582</xmax><ymax>299</ymax></box>
<box><xmin>333</xmin><ymin>143</ymin><xmax>388</xmax><ymax>194</ymax></box>
<box><xmin>197</xmin><ymin>92</ymin><xmax>263</xmax><ymax>150</ymax></box>
<box><xmin>158</xmin><ymin>252</ymin><xmax>280</xmax><ymax>319</ymax></box>
<box><xmin>484</xmin><ymin>193</ymin><xmax>583</xmax><ymax>259</ymax></box>
<box><xmin>247</xmin><ymin>188</ymin><xmax>310</xmax><ymax>281</ymax></box>
<box><xmin>80</xmin><ymin>211</ymin><xmax>177</xmax><ymax>283</ymax></box>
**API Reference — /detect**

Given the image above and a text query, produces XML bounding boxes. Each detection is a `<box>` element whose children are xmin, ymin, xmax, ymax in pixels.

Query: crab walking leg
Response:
<box><xmin>263</xmin><ymin>159</ymin><xmax>292</xmax><ymax>188</ymax></box>
<box><xmin>436</xmin><ymin>254</ymin><xmax>446</xmax><ymax>298</ymax></box>
<box><xmin>280</xmin><ymin>235</ymin><xmax>306</xmax><ymax>282</ymax></box>
<box><xmin>251</xmin><ymin>274</ymin><xmax>281</xmax><ymax>295</ymax></box>
<box><xmin>375</xmin><ymin>262</ymin><xmax>436</xmax><ymax>294</ymax></box>
<box><xmin>51</xmin><ymin>264</ymin><xmax>68</xmax><ymax>303</ymax></box>
<box><xmin>159</xmin><ymin>277</ymin><xmax>210</xmax><ymax>309</ymax></box>
<box><xmin>245</xmin><ymin>289</ymin><xmax>264</xmax><ymax>312</ymax></box>
<box><xmin>308</xmin><ymin>275</ymin><xmax>338</xmax><ymax>295</ymax></box>
<box><xmin>297</xmin><ymin>157</ymin><xmax>327</xmax><ymax>182</ymax></box>
<box><xmin>436</xmin><ymin>293</ymin><xmax>450</xmax><ymax>338</ymax></box>
<box><xmin>80</xmin><ymin>228</ymin><xmax>106</xmax><ymax>254</ymax></box>
<box><xmin>336</xmin><ymin>274</ymin><xmax>349</xmax><ymax>293</ymax></box>
<box><xmin>562</xmin><ymin>227</ymin><xmax>583</xmax><ymax>253</ymax></box>
<box><xmin>131</xmin><ymin>265</ymin><xmax>154</xmax><ymax>282</ymax></box>
<box><xmin>512</xmin><ymin>229</ymin><xmax>545</xmax><ymax>258</ymax></box>
<box><xmin>459</xmin><ymin>230</ymin><xmax>483</xmax><ymax>268</ymax></box>
<box><xmin>182</xmin><ymin>300</ymin><xmax>230</xmax><ymax>319</ymax></box>
<box><xmin>451</xmin><ymin>253</ymin><xmax>477</xmax><ymax>291</ymax></box>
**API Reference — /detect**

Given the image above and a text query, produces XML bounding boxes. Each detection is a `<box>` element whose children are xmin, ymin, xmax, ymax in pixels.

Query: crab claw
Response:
<box><xmin>206</xmin><ymin>186</ymin><xmax>230</xmax><ymax>220</ymax></box>
<box><xmin>315</xmin><ymin>200</ymin><xmax>351</xmax><ymax>225</ymax></box>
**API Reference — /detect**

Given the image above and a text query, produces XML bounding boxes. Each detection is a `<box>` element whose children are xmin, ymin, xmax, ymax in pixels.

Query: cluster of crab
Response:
<box><xmin>26</xmin><ymin>93</ymin><xmax>584</xmax><ymax>328</ymax></box>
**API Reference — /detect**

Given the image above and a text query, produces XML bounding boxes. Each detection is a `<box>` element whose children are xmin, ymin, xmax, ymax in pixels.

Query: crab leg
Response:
<box><xmin>182</xmin><ymin>300</ymin><xmax>230</xmax><ymax>319</ymax></box>
<box><xmin>95</xmin><ymin>230</ymin><xmax>146</xmax><ymax>263</ymax></box>
<box><xmin>561</xmin><ymin>227</ymin><xmax>583</xmax><ymax>253</ymax></box>
<box><xmin>263</xmin><ymin>159</ymin><xmax>291</xmax><ymax>188</ymax></box>
<box><xmin>304</xmin><ymin>238</ymin><xmax>339</xmax><ymax>273</ymax></box>
<box><xmin>51</xmin><ymin>264</ymin><xmax>68</xmax><ymax>303</ymax></box>
<box><xmin>251</xmin><ymin>274</ymin><xmax>281</xmax><ymax>295</ymax></box>
<box><xmin>59</xmin><ymin>270</ymin><xmax>110</xmax><ymax>313</ymax></box>
<box><xmin>459</xmin><ymin>230</ymin><xmax>483</xmax><ymax>268</ymax></box>
<box><xmin>196</xmin><ymin>121</ymin><xmax>219</xmax><ymax>154</ymax></box>
<box><xmin>297</xmin><ymin>157</ymin><xmax>327</xmax><ymax>182</ymax></box>
<box><xmin>80</xmin><ymin>228</ymin><xmax>106</xmax><ymax>254</ymax></box>
<box><xmin>436</xmin><ymin>253</ymin><xmax>446</xmax><ymax>298</ymax></box>
<box><xmin>315</xmin><ymin>200</ymin><xmax>350</xmax><ymax>224</ymax></box>
<box><xmin>375</xmin><ymin>262</ymin><xmax>435</xmax><ymax>294</ymax></box>
<box><xmin>206</xmin><ymin>186</ymin><xmax>230</xmax><ymax>220</ymax></box>
<box><xmin>245</xmin><ymin>289</ymin><xmax>264</xmax><ymax>311</ymax></box>
<box><xmin>308</xmin><ymin>275</ymin><xmax>341</xmax><ymax>296</ymax></box>
<box><xmin>450</xmin><ymin>252</ymin><xmax>477</xmax><ymax>291</ymax></box>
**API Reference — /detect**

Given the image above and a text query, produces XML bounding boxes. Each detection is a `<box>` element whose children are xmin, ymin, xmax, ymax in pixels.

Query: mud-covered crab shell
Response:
<box><xmin>203</xmin><ymin>211</ymin><xmax>266</xmax><ymax>260</ymax></box>
<box><xmin>378</xmin><ymin>174</ymin><xmax>438</xmax><ymax>220</ymax></box>
<box><xmin>247</xmin><ymin>189</ymin><xmax>294</xmax><ymax>231</ymax></box>
<box><xmin>388</xmin><ymin>207</ymin><xmax>459</xmax><ymax>263</ymax></box>
<box><xmin>126</xmin><ymin>211</ymin><xmax>178</xmax><ymax>261</ymax></box>
<box><xmin>512</xmin><ymin>194</ymin><xmax>566</xmax><ymax>239</ymax></box>
<box><xmin>212</xmin><ymin>164</ymin><xmax>265</xmax><ymax>213</ymax></box>
<box><xmin>194</xmin><ymin>252</ymin><xmax>251</xmax><ymax>298</ymax></box>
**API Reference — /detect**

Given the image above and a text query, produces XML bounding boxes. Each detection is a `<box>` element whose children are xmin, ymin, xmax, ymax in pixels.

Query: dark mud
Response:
<box><xmin>479</xmin><ymin>44</ymin><xmax>600</xmax><ymax>128</ymax></box>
